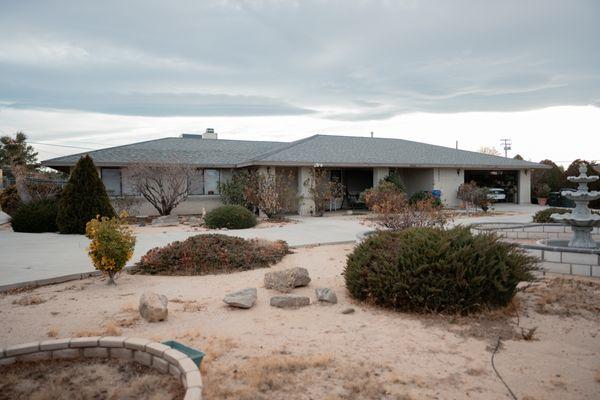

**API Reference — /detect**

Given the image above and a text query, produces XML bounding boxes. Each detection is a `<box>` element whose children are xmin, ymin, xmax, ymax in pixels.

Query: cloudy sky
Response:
<box><xmin>1</xmin><ymin>0</ymin><xmax>599</xmax><ymax>164</ymax></box>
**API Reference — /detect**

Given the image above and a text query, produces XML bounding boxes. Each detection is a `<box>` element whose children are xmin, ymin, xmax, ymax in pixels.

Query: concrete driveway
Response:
<box><xmin>0</xmin><ymin>215</ymin><xmax>368</xmax><ymax>287</ymax></box>
<box><xmin>0</xmin><ymin>203</ymin><xmax>544</xmax><ymax>287</ymax></box>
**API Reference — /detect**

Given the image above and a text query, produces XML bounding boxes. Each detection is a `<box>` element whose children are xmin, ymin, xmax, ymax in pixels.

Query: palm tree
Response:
<box><xmin>0</xmin><ymin>132</ymin><xmax>37</xmax><ymax>203</ymax></box>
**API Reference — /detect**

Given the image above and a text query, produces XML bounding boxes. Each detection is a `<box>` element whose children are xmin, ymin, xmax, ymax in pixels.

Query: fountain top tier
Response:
<box><xmin>551</xmin><ymin>163</ymin><xmax>600</xmax><ymax>248</ymax></box>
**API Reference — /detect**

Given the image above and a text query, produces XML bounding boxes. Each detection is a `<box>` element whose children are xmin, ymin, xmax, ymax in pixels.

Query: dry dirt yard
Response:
<box><xmin>1</xmin><ymin>245</ymin><xmax>599</xmax><ymax>400</ymax></box>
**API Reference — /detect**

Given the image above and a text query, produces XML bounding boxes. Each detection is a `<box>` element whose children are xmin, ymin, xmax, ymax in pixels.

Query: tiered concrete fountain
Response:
<box><xmin>550</xmin><ymin>163</ymin><xmax>600</xmax><ymax>249</ymax></box>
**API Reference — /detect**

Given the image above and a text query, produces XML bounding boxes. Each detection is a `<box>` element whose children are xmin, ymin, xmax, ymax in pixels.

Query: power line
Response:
<box><xmin>500</xmin><ymin>138</ymin><xmax>512</xmax><ymax>158</ymax></box>
<box><xmin>28</xmin><ymin>141</ymin><xmax>97</xmax><ymax>150</ymax></box>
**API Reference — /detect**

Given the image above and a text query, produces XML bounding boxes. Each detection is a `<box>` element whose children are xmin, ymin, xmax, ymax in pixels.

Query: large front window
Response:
<box><xmin>187</xmin><ymin>169</ymin><xmax>220</xmax><ymax>195</ymax></box>
<box><xmin>101</xmin><ymin>168</ymin><xmax>122</xmax><ymax>196</ymax></box>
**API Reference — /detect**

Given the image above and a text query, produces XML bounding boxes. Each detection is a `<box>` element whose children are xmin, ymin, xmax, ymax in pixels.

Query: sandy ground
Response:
<box><xmin>1</xmin><ymin>245</ymin><xmax>598</xmax><ymax>399</ymax></box>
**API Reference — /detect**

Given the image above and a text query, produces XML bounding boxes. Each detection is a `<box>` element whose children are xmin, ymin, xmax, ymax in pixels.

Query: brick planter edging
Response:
<box><xmin>0</xmin><ymin>336</ymin><xmax>202</xmax><ymax>400</ymax></box>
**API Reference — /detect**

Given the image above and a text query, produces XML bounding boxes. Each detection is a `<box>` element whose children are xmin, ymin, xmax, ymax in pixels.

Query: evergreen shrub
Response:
<box><xmin>204</xmin><ymin>205</ymin><xmax>257</xmax><ymax>229</ymax></box>
<box><xmin>10</xmin><ymin>199</ymin><xmax>58</xmax><ymax>233</ymax></box>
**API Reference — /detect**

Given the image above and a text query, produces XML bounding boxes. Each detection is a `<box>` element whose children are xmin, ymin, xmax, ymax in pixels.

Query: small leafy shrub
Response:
<box><xmin>131</xmin><ymin>234</ymin><xmax>289</xmax><ymax>276</ymax></box>
<box><xmin>10</xmin><ymin>199</ymin><xmax>58</xmax><ymax>233</ymax></box>
<box><xmin>85</xmin><ymin>216</ymin><xmax>136</xmax><ymax>284</ymax></box>
<box><xmin>533</xmin><ymin>207</ymin><xmax>600</xmax><ymax>223</ymax></box>
<box><xmin>0</xmin><ymin>184</ymin><xmax>21</xmax><ymax>216</ymax></box>
<box><xmin>458</xmin><ymin>181</ymin><xmax>492</xmax><ymax>212</ymax></box>
<box><xmin>204</xmin><ymin>205</ymin><xmax>257</xmax><ymax>229</ymax></box>
<box><xmin>409</xmin><ymin>191</ymin><xmax>441</xmax><ymax>207</ymax></box>
<box><xmin>345</xmin><ymin>227</ymin><xmax>538</xmax><ymax>314</ymax></box>
<box><xmin>218</xmin><ymin>171</ymin><xmax>250</xmax><ymax>206</ymax></box>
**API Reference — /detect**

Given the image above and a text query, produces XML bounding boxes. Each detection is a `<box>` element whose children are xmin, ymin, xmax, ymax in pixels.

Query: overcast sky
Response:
<box><xmin>1</xmin><ymin>0</ymin><xmax>599</xmax><ymax>164</ymax></box>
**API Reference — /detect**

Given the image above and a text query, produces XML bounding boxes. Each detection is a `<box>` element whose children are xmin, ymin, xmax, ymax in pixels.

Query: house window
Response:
<box><xmin>204</xmin><ymin>169</ymin><xmax>220</xmax><ymax>195</ymax></box>
<box><xmin>101</xmin><ymin>168</ymin><xmax>122</xmax><ymax>196</ymax></box>
<box><xmin>188</xmin><ymin>168</ymin><xmax>204</xmax><ymax>195</ymax></box>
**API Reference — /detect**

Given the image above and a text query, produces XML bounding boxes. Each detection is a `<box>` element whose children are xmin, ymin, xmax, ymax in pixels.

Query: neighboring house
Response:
<box><xmin>42</xmin><ymin>129</ymin><xmax>548</xmax><ymax>216</ymax></box>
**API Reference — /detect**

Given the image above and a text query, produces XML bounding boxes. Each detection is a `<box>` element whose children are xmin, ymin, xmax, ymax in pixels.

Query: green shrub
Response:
<box><xmin>204</xmin><ymin>205</ymin><xmax>257</xmax><ymax>229</ymax></box>
<box><xmin>409</xmin><ymin>191</ymin><xmax>442</xmax><ymax>207</ymax></box>
<box><xmin>533</xmin><ymin>207</ymin><xmax>600</xmax><ymax>223</ymax></box>
<box><xmin>344</xmin><ymin>227</ymin><xmax>538</xmax><ymax>314</ymax></box>
<box><xmin>56</xmin><ymin>155</ymin><xmax>115</xmax><ymax>234</ymax></box>
<box><xmin>130</xmin><ymin>234</ymin><xmax>289</xmax><ymax>276</ymax></box>
<box><xmin>382</xmin><ymin>174</ymin><xmax>406</xmax><ymax>192</ymax></box>
<box><xmin>218</xmin><ymin>171</ymin><xmax>249</xmax><ymax>206</ymax></box>
<box><xmin>10</xmin><ymin>199</ymin><xmax>58</xmax><ymax>233</ymax></box>
<box><xmin>0</xmin><ymin>185</ymin><xmax>21</xmax><ymax>216</ymax></box>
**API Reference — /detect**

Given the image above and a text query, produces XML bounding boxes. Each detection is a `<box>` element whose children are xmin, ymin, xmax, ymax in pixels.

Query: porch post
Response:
<box><xmin>297</xmin><ymin>166</ymin><xmax>315</xmax><ymax>216</ymax></box>
<box><xmin>518</xmin><ymin>169</ymin><xmax>531</xmax><ymax>204</ymax></box>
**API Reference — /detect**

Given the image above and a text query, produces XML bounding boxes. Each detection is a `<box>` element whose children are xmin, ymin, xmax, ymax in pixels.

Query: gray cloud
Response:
<box><xmin>0</xmin><ymin>0</ymin><xmax>598</xmax><ymax>120</ymax></box>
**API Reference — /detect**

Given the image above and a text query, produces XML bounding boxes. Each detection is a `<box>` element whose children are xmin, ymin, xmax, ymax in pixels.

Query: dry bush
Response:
<box><xmin>73</xmin><ymin>320</ymin><xmax>124</xmax><ymax>337</ymax></box>
<box><xmin>12</xmin><ymin>294</ymin><xmax>46</xmax><ymax>306</ymax></box>
<box><xmin>520</xmin><ymin>327</ymin><xmax>538</xmax><ymax>341</ymax></box>
<box><xmin>364</xmin><ymin>182</ymin><xmax>451</xmax><ymax>231</ymax></box>
<box><xmin>46</xmin><ymin>327</ymin><xmax>59</xmax><ymax>338</ymax></box>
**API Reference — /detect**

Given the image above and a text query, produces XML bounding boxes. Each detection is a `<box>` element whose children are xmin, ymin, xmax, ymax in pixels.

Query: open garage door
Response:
<box><xmin>464</xmin><ymin>170</ymin><xmax>519</xmax><ymax>203</ymax></box>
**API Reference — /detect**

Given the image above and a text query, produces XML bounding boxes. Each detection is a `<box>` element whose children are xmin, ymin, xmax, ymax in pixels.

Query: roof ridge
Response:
<box><xmin>248</xmin><ymin>134</ymin><xmax>320</xmax><ymax>163</ymax></box>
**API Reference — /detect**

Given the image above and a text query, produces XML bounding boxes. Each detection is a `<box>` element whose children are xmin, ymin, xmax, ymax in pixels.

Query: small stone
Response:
<box><xmin>341</xmin><ymin>307</ymin><xmax>355</xmax><ymax>314</ymax></box>
<box><xmin>264</xmin><ymin>267</ymin><xmax>311</xmax><ymax>293</ymax></box>
<box><xmin>223</xmin><ymin>288</ymin><xmax>257</xmax><ymax>309</ymax></box>
<box><xmin>315</xmin><ymin>288</ymin><xmax>338</xmax><ymax>304</ymax></box>
<box><xmin>270</xmin><ymin>295</ymin><xmax>310</xmax><ymax>309</ymax></box>
<box><xmin>139</xmin><ymin>291</ymin><xmax>168</xmax><ymax>322</ymax></box>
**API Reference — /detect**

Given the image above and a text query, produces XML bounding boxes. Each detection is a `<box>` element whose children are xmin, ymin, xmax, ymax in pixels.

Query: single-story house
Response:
<box><xmin>42</xmin><ymin>129</ymin><xmax>548</xmax><ymax>216</ymax></box>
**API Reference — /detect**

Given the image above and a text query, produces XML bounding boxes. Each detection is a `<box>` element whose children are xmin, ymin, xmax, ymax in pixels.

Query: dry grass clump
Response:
<box><xmin>529</xmin><ymin>277</ymin><xmax>600</xmax><ymax>320</ymax></box>
<box><xmin>12</xmin><ymin>294</ymin><xmax>46</xmax><ymax>306</ymax></box>
<box><xmin>73</xmin><ymin>320</ymin><xmax>124</xmax><ymax>337</ymax></box>
<box><xmin>46</xmin><ymin>327</ymin><xmax>59</xmax><ymax>338</ymax></box>
<box><xmin>203</xmin><ymin>352</ymin><xmax>413</xmax><ymax>400</ymax></box>
<box><xmin>0</xmin><ymin>358</ymin><xmax>184</xmax><ymax>400</ymax></box>
<box><xmin>170</xmin><ymin>298</ymin><xmax>206</xmax><ymax>312</ymax></box>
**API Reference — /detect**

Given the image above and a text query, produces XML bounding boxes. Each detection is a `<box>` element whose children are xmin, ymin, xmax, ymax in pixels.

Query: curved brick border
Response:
<box><xmin>0</xmin><ymin>336</ymin><xmax>202</xmax><ymax>400</ymax></box>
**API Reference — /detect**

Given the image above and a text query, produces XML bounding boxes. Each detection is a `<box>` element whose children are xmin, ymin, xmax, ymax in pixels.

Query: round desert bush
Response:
<box><xmin>10</xmin><ymin>199</ymin><xmax>59</xmax><ymax>233</ymax></box>
<box><xmin>204</xmin><ymin>205</ymin><xmax>257</xmax><ymax>229</ymax></box>
<box><xmin>344</xmin><ymin>227</ymin><xmax>538</xmax><ymax>314</ymax></box>
<box><xmin>130</xmin><ymin>234</ymin><xmax>288</xmax><ymax>275</ymax></box>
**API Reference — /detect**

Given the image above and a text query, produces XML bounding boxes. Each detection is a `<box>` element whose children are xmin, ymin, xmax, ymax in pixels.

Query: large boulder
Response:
<box><xmin>315</xmin><ymin>288</ymin><xmax>338</xmax><ymax>304</ymax></box>
<box><xmin>270</xmin><ymin>295</ymin><xmax>310</xmax><ymax>309</ymax></box>
<box><xmin>264</xmin><ymin>267</ymin><xmax>311</xmax><ymax>293</ymax></box>
<box><xmin>139</xmin><ymin>291</ymin><xmax>168</xmax><ymax>322</ymax></box>
<box><xmin>223</xmin><ymin>288</ymin><xmax>257</xmax><ymax>309</ymax></box>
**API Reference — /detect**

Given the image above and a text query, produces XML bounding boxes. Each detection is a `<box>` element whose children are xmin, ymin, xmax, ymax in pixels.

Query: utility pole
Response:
<box><xmin>500</xmin><ymin>138</ymin><xmax>511</xmax><ymax>157</ymax></box>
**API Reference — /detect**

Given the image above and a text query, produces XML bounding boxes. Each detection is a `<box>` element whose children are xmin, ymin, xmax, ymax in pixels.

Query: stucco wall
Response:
<box><xmin>372</xmin><ymin>167</ymin><xmax>389</xmax><ymax>187</ymax></box>
<box><xmin>403</xmin><ymin>168</ymin><xmax>435</xmax><ymax>195</ymax></box>
<box><xmin>434</xmin><ymin>168</ymin><xmax>464</xmax><ymax>207</ymax></box>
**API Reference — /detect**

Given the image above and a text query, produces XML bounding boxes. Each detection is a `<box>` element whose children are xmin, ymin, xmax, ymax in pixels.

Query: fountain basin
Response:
<box><xmin>471</xmin><ymin>222</ymin><xmax>600</xmax><ymax>278</ymax></box>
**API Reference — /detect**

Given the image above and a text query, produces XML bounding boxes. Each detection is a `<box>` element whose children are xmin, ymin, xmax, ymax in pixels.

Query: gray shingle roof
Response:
<box><xmin>42</xmin><ymin>137</ymin><xmax>286</xmax><ymax>167</ymax></box>
<box><xmin>43</xmin><ymin>134</ymin><xmax>547</xmax><ymax>169</ymax></box>
<box><xmin>252</xmin><ymin>135</ymin><xmax>545</xmax><ymax>169</ymax></box>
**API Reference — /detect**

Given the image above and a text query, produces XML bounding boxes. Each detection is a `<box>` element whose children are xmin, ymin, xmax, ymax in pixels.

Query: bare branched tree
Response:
<box><xmin>128</xmin><ymin>163</ymin><xmax>194</xmax><ymax>216</ymax></box>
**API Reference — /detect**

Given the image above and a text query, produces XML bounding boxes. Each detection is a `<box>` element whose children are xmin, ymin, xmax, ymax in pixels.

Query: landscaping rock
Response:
<box><xmin>270</xmin><ymin>295</ymin><xmax>310</xmax><ymax>309</ymax></box>
<box><xmin>264</xmin><ymin>267</ymin><xmax>311</xmax><ymax>293</ymax></box>
<box><xmin>223</xmin><ymin>288</ymin><xmax>257</xmax><ymax>309</ymax></box>
<box><xmin>341</xmin><ymin>307</ymin><xmax>355</xmax><ymax>314</ymax></box>
<box><xmin>139</xmin><ymin>291</ymin><xmax>168</xmax><ymax>322</ymax></box>
<box><xmin>315</xmin><ymin>288</ymin><xmax>338</xmax><ymax>304</ymax></box>
<box><xmin>151</xmin><ymin>215</ymin><xmax>179</xmax><ymax>227</ymax></box>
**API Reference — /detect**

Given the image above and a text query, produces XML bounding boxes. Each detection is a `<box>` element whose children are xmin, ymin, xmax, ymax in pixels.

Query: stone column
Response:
<box><xmin>297</xmin><ymin>166</ymin><xmax>315</xmax><ymax>216</ymax></box>
<box><xmin>518</xmin><ymin>169</ymin><xmax>532</xmax><ymax>204</ymax></box>
<box><xmin>372</xmin><ymin>167</ymin><xmax>389</xmax><ymax>187</ymax></box>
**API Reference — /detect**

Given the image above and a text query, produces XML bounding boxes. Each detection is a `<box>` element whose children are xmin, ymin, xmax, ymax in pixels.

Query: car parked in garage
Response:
<box><xmin>487</xmin><ymin>188</ymin><xmax>506</xmax><ymax>202</ymax></box>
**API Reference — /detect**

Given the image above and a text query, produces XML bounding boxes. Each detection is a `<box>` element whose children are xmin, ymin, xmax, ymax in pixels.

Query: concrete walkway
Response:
<box><xmin>0</xmin><ymin>204</ymin><xmax>543</xmax><ymax>287</ymax></box>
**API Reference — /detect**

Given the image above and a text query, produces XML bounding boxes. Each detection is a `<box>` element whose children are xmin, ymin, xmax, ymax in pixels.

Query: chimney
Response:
<box><xmin>370</xmin><ymin>131</ymin><xmax>374</xmax><ymax>138</ymax></box>
<box><xmin>203</xmin><ymin>128</ymin><xmax>218</xmax><ymax>139</ymax></box>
